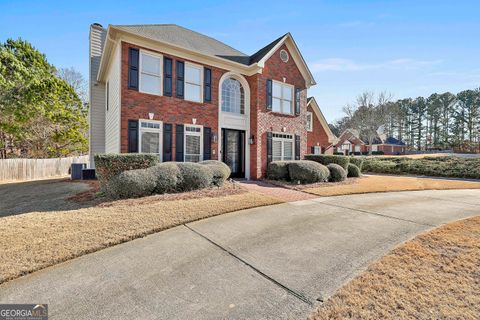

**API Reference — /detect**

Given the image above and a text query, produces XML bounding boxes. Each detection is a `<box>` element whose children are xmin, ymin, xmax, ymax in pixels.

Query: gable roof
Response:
<box><xmin>307</xmin><ymin>97</ymin><xmax>337</xmax><ymax>143</ymax></box>
<box><xmin>249</xmin><ymin>34</ymin><xmax>286</xmax><ymax>64</ymax></box>
<box><xmin>97</xmin><ymin>24</ymin><xmax>316</xmax><ymax>87</ymax></box>
<box><xmin>384</xmin><ymin>137</ymin><xmax>406</xmax><ymax>145</ymax></box>
<box><xmin>113</xmin><ymin>24</ymin><xmax>250</xmax><ymax>64</ymax></box>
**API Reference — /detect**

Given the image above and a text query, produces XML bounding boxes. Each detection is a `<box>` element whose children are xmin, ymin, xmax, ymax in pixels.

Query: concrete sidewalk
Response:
<box><xmin>1</xmin><ymin>189</ymin><xmax>479</xmax><ymax>319</ymax></box>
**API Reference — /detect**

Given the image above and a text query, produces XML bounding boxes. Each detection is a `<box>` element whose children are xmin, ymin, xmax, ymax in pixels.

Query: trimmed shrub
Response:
<box><xmin>349</xmin><ymin>157</ymin><xmax>364</xmax><ymax>171</ymax></box>
<box><xmin>347</xmin><ymin>163</ymin><xmax>361</xmax><ymax>177</ymax></box>
<box><xmin>304</xmin><ymin>154</ymin><xmax>350</xmax><ymax>170</ymax></box>
<box><xmin>106</xmin><ymin>168</ymin><xmax>156</xmax><ymax>199</ymax></box>
<box><xmin>94</xmin><ymin>153</ymin><xmax>159</xmax><ymax>189</ymax></box>
<box><xmin>362</xmin><ymin>159</ymin><xmax>399</xmax><ymax>174</ymax></box>
<box><xmin>147</xmin><ymin>162</ymin><xmax>180</xmax><ymax>194</ymax></box>
<box><xmin>327</xmin><ymin>163</ymin><xmax>348</xmax><ymax>182</ymax></box>
<box><xmin>200</xmin><ymin>160</ymin><xmax>231</xmax><ymax>186</ymax></box>
<box><xmin>267</xmin><ymin>161</ymin><xmax>291</xmax><ymax>180</ymax></box>
<box><xmin>288</xmin><ymin>160</ymin><xmax>329</xmax><ymax>184</ymax></box>
<box><xmin>176</xmin><ymin>162</ymin><xmax>213</xmax><ymax>192</ymax></box>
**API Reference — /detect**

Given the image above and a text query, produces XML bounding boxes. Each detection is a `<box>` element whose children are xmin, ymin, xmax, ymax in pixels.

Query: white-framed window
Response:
<box><xmin>272</xmin><ymin>133</ymin><xmax>294</xmax><ymax>161</ymax></box>
<box><xmin>139</xmin><ymin>50</ymin><xmax>162</xmax><ymax>95</ymax></box>
<box><xmin>184</xmin><ymin>124</ymin><xmax>203</xmax><ymax>162</ymax></box>
<box><xmin>221</xmin><ymin>77</ymin><xmax>245</xmax><ymax>114</ymax></box>
<box><xmin>139</xmin><ymin>119</ymin><xmax>162</xmax><ymax>159</ymax></box>
<box><xmin>272</xmin><ymin>81</ymin><xmax>293</xmax><ymax>115</ymax></box>
<box><xmin>306</xmin><ymin>112</ymin><xmax>313</xmax><ymax>131</ymax></box>
<box><xmin>185</xmin><ymin>62</ymin><xmax>203</xmax><ymax>102</ymax></box>
<box><xmin>371</xmin><ymin>145</ymin><xmax>378</xmax><ymax>152</ymax></box>
<box><xmin>314</xmin><ymin>146</ymin><xmax>321</xmax><ymax>155</ymax></box>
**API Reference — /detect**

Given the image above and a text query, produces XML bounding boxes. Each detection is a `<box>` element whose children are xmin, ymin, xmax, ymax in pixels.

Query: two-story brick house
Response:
<box><xmin>89</xmin><ymin>23</ymin><xmax>321</xmax><ymax>179</ymax></box>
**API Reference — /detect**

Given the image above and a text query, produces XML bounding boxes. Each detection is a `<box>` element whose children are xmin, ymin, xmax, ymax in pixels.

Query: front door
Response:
<box><xmin>222</xmin><ymin>129</ymin><xmax>245</xmax><ymax>178</ymax></box>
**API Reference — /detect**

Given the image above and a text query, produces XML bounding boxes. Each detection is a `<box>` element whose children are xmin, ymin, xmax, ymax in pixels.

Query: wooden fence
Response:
<box><xmin>0</xmin><ymin>155</ymin><xmax>89</xmax><ymax>182</ymax></box>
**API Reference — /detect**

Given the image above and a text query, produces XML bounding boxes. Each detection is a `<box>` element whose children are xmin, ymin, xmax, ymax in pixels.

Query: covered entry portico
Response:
<box><xmin>218</xmin><ymin>72</ymin><xmax>251</xmax><ymax>179</ymax></box>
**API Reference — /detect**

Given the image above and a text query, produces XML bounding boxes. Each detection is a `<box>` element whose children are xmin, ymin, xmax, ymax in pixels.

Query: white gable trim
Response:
<box><xmin>98</xmin><ymin>26</ymin><xmax>262</xmax><ymax>82</ymax></box>
<box><xmin>256</xmin><ymin>33</ymin><xmax>316</xmax><ymax>88</ymax></box>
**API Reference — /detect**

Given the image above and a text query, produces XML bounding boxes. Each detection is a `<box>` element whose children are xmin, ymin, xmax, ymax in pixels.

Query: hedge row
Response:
<box><xmin>304</xmin><ymin>154</ymin><xmax>350</xmax><ymax>169</ymax></box>
<box><xmin>94</xmin><ymin>154</ymin><xmax>160</xmax><ymax>188</ymax></box>
<box><xmin>267</xmin><ymin>160</ymin><xmax>350</xmax><ymax>184</ymax></box>
<box><xmin>93</xmin><ymin>154</ymin><xmax>231</xmax><ymax>199</ymax></box>
<box><xmin>362</xmin><ymin>156</ymin><xmax>480</xmax><ymax>179</ymax></box>
<box><xmin>106</xmin><ymin>161</ymin><xmax>231</xmax><ymax>199</ymax></box>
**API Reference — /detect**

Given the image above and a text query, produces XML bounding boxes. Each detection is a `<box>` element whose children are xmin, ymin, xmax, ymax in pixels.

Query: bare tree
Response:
<box><xmin>344</xmin><ymin>91</ymin><xmax>393</xmax><ymax>154</ymax></box>
<box><xmin>57</xmin><ymin>67</ymin><xmax>88</xmax><ymax>104</ymax></box>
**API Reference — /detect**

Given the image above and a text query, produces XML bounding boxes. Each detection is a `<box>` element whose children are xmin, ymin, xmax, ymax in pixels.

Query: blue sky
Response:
<box><xmin>1</xmin><ymin>0</ymin><xmax>479</xmax><ymax>122</ymax></box>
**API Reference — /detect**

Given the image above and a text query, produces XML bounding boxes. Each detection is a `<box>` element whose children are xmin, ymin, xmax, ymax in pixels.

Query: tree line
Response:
<box><xmin>330</xmin><ymin>89</ymin><xmax>480</xmax><ymax>152</ymax></box>
<box><xmin>0</xmin><ymin>38</ymin><xmax>88</xmax><ymax>159</ymax></box>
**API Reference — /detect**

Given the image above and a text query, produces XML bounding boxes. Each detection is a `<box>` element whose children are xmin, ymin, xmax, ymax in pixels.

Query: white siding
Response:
<box><xmin>105</xmin><ymin>43</ymin><xmax>121</xmax><ymax>153</ymax></box>
<box><xmin>89</xmin><ymin>24</ymin><xmax>106</xmax><ymax>167</ymax></box>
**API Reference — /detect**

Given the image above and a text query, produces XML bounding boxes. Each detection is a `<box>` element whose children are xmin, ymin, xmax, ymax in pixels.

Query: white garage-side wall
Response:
<box><xmin>89</xmin><ymin>24</ymin><xmax>107</xmax><ymax>167</ymax></box>
<box><xmin>105</xmin><ymin>42</ymin><xmax>121</xmax><ymax>153</ymax></box>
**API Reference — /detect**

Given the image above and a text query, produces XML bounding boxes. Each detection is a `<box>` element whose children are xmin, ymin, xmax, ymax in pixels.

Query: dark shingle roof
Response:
<box><xmin>385</xmin><ymin>137</ymin><xmax>405</xmax><ymax>145</ymax></box>
<box><xmin>113</xmin><ymin>24</ymin><xmax>249</xmax><ymax>64</ymax></box>
<box><xmin>112</xmin><ymin>24</ymin><xmax>287</xmax><ymax>66</ymax></box>
<box><xmin>248</xmin><ymin>34</ymin><xmax>287</xmax><ymax>64</ymax></box>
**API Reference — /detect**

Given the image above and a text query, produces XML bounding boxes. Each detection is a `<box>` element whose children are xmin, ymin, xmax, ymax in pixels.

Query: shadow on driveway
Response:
<box><xmin>0</xmin><ymin>179</ymin><xmax>92</xmax><ymax>217</ymax></box>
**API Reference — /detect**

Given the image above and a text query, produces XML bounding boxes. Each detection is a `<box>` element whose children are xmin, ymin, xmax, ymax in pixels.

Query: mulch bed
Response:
<box><xmin>66</xmin><ymin>179</ymin><xmax>247</xmax><ymax>207</ymax></box>
<box><xmin>264</xmin><ymin>177</ymin><xmax>360</xmax><ymax>191</ymax></box>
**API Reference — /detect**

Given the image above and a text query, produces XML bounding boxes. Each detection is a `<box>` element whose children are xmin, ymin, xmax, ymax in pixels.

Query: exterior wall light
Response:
<box><xmin>249</xmin><ymin>135</ymin><xmax>255</xmax><ymax>145</ymax></box>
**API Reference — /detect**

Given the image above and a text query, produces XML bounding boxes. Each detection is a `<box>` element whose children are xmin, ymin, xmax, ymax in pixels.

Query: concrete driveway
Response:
<box><xmin>1</xmin><ymin>189</ymin><xmax>479</xmax><ymax>319</ymax></box>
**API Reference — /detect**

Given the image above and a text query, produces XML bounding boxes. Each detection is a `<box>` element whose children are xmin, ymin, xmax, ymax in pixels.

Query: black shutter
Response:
<box><xmin>311</xmin><ymin>146</ymin><xmax>315</xmax><ymax>154</ymax></box>
<box><xmin>175</xmin><ymin>124</ymin><xmax>184</xmax><ymax>161</ymax></box>
<box><xmin>295</xmin><ymin>134</ymin><xmax>301</xmax><ymax>160</ymax></box>
<box><xmin>204</xmin><ymin>68</ymin><xmax>212</xmax><ymax>103</ymax></box>
<box><xmin>176</xmin><ymin>61</ymin><xmax>184</xmax><ymax>98</ymax></box>
<box><xmin>128</xmin><ymin>120</ymin><xmax>139</xmax><ymax>153</ymax></box>
<box><xmin>266</xmin><ymin>79</ymin><xmax>273</xmax><ymax>110</ymax></box>
<box><xmin>295</xmin><ymin>88</ymin><xmax>301</xmax><ymax>115</ymax></box>
<box><xmin>203</xmin><ymin>127</ymin><xmax>212</xmax><ymax>160</ymax></box>
<box><xmin>128</xmin><ymin>48</ymin><xmax>139</xmax><ymax>90</ymax></box>
<box><xmin>267</xmin><ymin>132</ymin><xmax>273</xmax><ymax>163</ymax></box>
<box><xmin>164</xmin><ymin>57</ymin><xmax>173</xmax><ymax>96</ymax></box>
<box><xmin>163</xmin><ymin>123</ymin><xmax>172</xmax><ymax>161</ymax></box>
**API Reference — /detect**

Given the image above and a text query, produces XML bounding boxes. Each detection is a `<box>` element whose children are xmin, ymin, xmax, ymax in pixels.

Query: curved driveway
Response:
<box><xmin>1</xmin><ymin>189</ymin><xmax>479</xmax><ymax>319</ymax></box>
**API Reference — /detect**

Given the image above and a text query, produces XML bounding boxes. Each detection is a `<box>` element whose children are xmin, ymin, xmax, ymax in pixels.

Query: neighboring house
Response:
<box><xmin>371</xmin><ymin>136</ymin><xmax>406</xmax><ymax>155</ymax></box>
<box><xmin>334</xmin><ymin>129</ymin><xmax>406</xmax><ymax>155</ymax></box>
<box><xmin>306</xmin><ymin>97</ymin><xmax>336</xmax><ymax>154</ymax></box>
<box><xmin>335</xmin><ymin>129</ymin><xmax>366</xmax><ymax>155</ymax></box>
<box><xmin>89</xmin><ymin>23</ymin><xmax>319</xmax><ymax>179</ymax></box>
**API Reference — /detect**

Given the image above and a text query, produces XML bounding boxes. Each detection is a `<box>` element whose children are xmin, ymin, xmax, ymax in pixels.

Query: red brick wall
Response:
<box><xmin>378</xmin><ymin>145</ymin><xmax>405</xmax><ymax>155</ymax></box>
<box><xmin>247</xmin><ymin>44</ymin><xmax>308</xmax><ymax>179</ymax></box>
<box><xmin>306</xmin><ymin>105</ymin><xmax>332</xmax><ymax>154</ymax></box>
<box><xmin>120</xmin><ymin>41</ymin><xmax>224</xmax><ymax>160</ymax></box>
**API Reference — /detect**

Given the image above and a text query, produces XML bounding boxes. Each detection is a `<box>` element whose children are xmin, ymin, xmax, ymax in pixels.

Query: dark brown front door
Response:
<box><xmin>222</xmin><ymin>129</ymin><xmax>245</xmax><ymax>178</ymax></box>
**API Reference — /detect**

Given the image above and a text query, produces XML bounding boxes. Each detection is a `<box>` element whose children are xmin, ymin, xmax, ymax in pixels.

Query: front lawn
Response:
<box><xmin>0</xmin><ymin>183</ymin><xmax>281</xmax><ymax>284</ymax></box>
<box><xmin>303</xmin><ymin>175</ymin><xmax>480</xmax><ymax>196</ymax></box>
<box><xmin>310</xmin><ymin>216</ymin><xmax>480</xmax><ymax>319</ymax></box>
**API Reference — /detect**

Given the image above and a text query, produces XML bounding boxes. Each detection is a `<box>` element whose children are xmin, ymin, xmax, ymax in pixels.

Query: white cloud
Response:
<box><xmin>311</xmin><ymin>58</ymin><xmax>442</xmax><ymax>72</ymax></box>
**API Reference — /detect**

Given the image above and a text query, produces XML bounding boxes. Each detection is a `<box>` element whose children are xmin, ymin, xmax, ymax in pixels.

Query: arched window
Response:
<box><xmin>221</xmin><ymin>78</ymin><xmax>245</xmax><ymax>114</ymax></box>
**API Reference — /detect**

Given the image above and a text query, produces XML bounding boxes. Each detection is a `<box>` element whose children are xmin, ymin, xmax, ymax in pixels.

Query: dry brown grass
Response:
<box><xmin>304</xmin><ymin>175</ymin><xmax>480</xmax><ymax>197</ymax></box>
<box><xmin>0</xmin><ymin>189</ymin><xmax>281</xmax><ymax>284</ymax></box>
<box><xmin>310</xmin><ymin>216</ymin><xmax>480</xmax><ymax>320</ymax></box>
